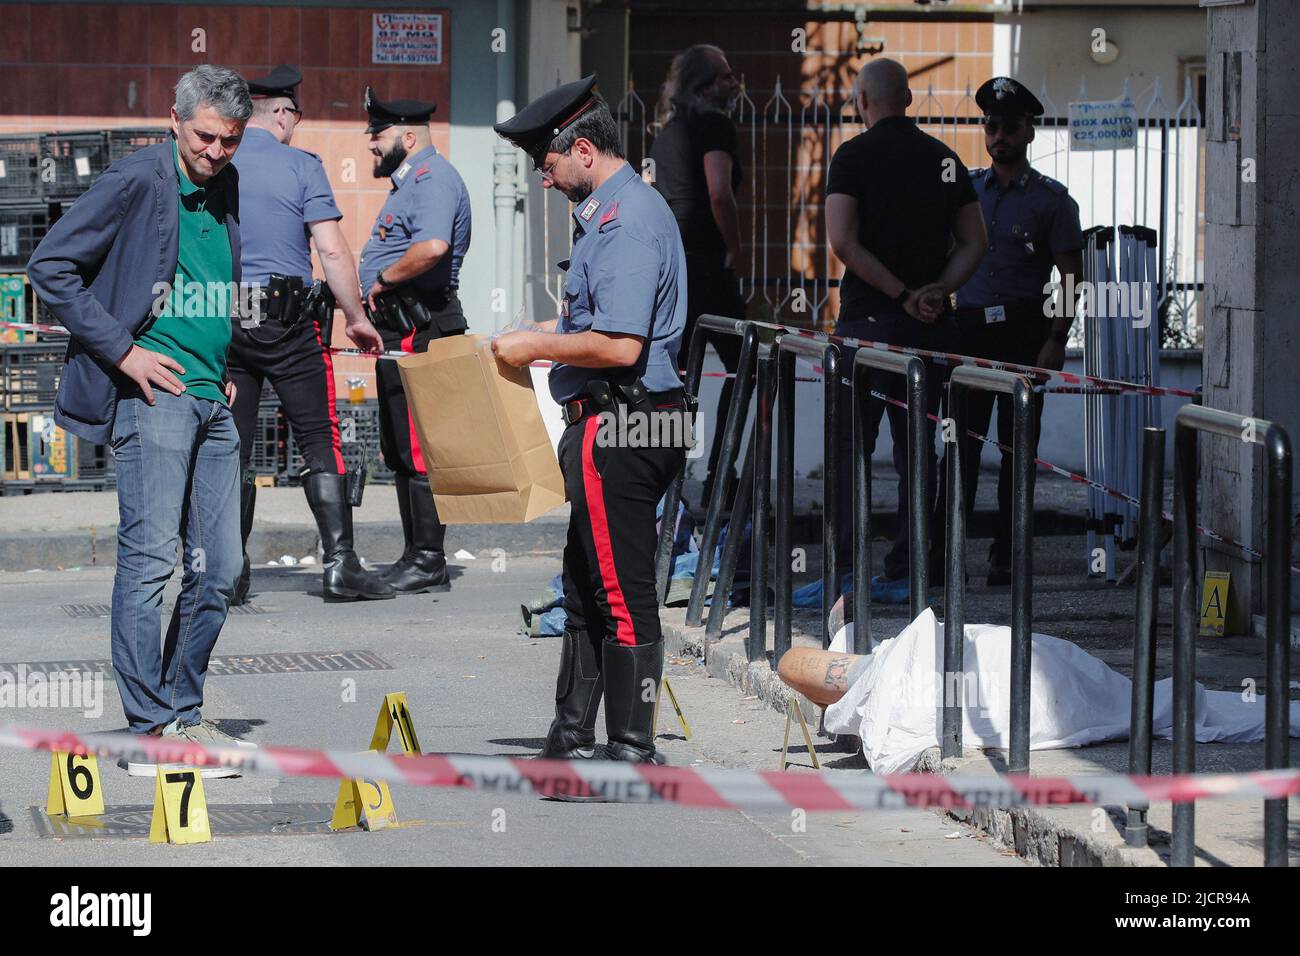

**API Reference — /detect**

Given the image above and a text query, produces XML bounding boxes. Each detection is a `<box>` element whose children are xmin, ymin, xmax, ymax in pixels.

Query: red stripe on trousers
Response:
<box><xmin>400</xmin><ymin>330</ymin><xmax>427</xmax><ymax>474</ymax></box>
<box><xmin>311</xmin><ymin>316</ymin><xmax>347</xmax><ymax>474</ymax></box>
<box><xmin>581</xmin><ymin>415</ymin><xmax>636</xmax><ymax>646</ymax></box>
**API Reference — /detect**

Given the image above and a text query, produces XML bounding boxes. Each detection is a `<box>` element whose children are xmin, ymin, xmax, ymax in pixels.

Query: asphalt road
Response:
<box><xmin>0</xmin><ymin>555</ymin><xmax>1021</xmax><ymax>866</ymax></box>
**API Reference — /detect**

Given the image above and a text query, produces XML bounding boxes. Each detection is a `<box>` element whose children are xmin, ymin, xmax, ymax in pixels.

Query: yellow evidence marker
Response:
<box><xmin>331</xmin><ymin>693</ymin><xmax>421</xmax><ymax>831</ymax></box>
<box><xmin>45</xmin><ymin>751</ymin><xmax>105</xmax><ymax>817</ymax></box>
<box><xmin>148</xmin><ymin>766</ymin><xmax>211</xmax><ymax>844</ymax></box>
<box><xmin>330</xmin><ymin>757</ymin><xmax>399</xmax><ymax>831</ymax></box>
<box><xmin>1200</xmin><ymin>570</ymin><xmax>1242</xmax><ymax>637</ymax></box>
<box><xmin>368</xmin><ymin>691</ymin><xmax>422</xmax><ymax>754</ymax></box>
<box><xmin>651</xmin><ymin>677</ymin><xmax>692</xmax><ymax>740</ymax></box>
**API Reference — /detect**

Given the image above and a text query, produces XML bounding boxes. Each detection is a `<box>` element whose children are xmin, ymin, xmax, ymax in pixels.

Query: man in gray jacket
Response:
<box><xmin>27</xmin><ymin>66</ymin><xmax>256</xmax><ymax>775</ymax></box>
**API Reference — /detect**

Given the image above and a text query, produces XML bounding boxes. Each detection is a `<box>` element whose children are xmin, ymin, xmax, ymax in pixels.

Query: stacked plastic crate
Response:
<box><xmin>0</xmin><ymin>128</ymin><xmax>168</xmax><ymax>493</ymax></box>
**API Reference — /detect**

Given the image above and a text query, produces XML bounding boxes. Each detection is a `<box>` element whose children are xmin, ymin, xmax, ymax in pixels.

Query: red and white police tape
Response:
<box><xmin>3</xmin><ymin>722</ymin><xmax>1298</xmax><ymax>811</ymax></box>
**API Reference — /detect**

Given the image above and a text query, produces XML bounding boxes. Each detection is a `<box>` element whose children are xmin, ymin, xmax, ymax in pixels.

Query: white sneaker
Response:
<box><xmin>121</xmin><ymin>718</ymin><xmax>241</xmax><ymax>778</ymax></box>
<box><xmin>184</xmin><ymin>718</ymin><xmax>258</xmax><ymax>750</ymax></box>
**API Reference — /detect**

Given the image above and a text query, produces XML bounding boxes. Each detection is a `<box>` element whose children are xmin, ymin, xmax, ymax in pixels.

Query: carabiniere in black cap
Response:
<box><xmin>492</xmin><ymin>74</ymin><xmax>599</xmax><ymax>168</ymax></box>
<box><xmin>247</xmin><ymin>64</ymin><xmax>303</xmax><ymax>110</ymax></box>
<box><xmin>364</xmin><ymin>85</ymin><xmax>438</xmax><ymax>135</ymax></box>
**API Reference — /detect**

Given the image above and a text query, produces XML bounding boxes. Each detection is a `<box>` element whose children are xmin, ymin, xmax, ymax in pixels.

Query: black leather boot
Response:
<box><xmin>381</xmin><ymin>474</ymin><xmax>450</xmax><ymax>593</ymax></box>
<box><xmin>302</xmin><ymin>472</ymin><xmax>396</xmax><ymax>603</ymax></box>
<box><xmin>383</xmin><ymin>473</ymin><xmax>416</xmax><ymax>579</ymax></box>
<box><xmin>537</xmin><ymin>629</ymin><xmax>603</xmax><ymax>759</ymax></box>
<box><xmin>231</xmin><ymin>472</ymin><xmax>257</xmax><ymax>607</ymax></box>
<box><xmin>601</xmin><ymin>640</ymin><xmax>667</xmax><ymax>764</ymax></box>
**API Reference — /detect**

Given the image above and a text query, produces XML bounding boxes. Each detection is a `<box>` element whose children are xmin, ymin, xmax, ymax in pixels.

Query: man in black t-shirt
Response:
<box><xmin>823</xmin><ymin>57</ymin><xmax>987</xmax><ymax>606</ymax></box>
<box><xmin>650</xmin><ymin>44</ymin><xmax>745</xmax><ymax>508</ymax></box>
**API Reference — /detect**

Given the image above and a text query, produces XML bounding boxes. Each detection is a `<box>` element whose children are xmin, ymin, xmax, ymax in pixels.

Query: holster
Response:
<box><xmin>266</xmin><ymin>274</ymin><xmax>306</xmax><ymax>326</ymax></box>
<box><xmin>615</xmin><ymin>379</ymin><xmax>654</xmax><ymax>414</ymax></box>
<box><xmin>370</xmin><ymin>285</ymin><xmax>464</xmax><ymax>336</ymax></box>
<box><xmin>302</xmin><ymin>280</ymin><xmax>336</xmax><ymax>342</ymax></box>
<box><xmin>372</xmin><ymin>288</ymin><xmax>422</xmax><ymax>335</ymax></box>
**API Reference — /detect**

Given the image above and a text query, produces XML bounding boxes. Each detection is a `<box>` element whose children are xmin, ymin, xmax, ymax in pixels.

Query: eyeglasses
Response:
<box><xmin>983</xmin><ymin>117</ymin><xmax>1025</xmax><ymax>136</ymax></box>
<box><xmin>275</xmin><ymin>105</ymin><xmax>303</xmax><ymax>121</ymax></box>
<box><xmin>536</xmin><ymin>148</ymin><xmax>570</xmax><ymax>183</ymax></box>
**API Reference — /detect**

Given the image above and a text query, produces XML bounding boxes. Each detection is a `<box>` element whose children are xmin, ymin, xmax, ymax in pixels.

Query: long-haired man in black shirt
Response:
<box><xmin>823</xmin><ymin>58</ymin><xmax>987</xmax><ymax>606</ymax></box>
<box><xmin>649</xmin><ymin>44</ymin><xmax>745</xmax><ymax>508</ymax></box>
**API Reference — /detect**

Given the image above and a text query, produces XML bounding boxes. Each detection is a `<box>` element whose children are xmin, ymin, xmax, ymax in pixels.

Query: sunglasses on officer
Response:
<box><xmin>983</xmin><ymin>116</ymin><xmax>1026</xmax><ymax>136</ymax></box>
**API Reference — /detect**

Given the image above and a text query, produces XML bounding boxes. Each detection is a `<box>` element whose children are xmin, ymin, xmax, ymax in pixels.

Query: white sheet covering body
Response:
<box><xmin>824</xmin><ymin>609</ymin><xmax>1300</xmax><ymax>774</ymax></box>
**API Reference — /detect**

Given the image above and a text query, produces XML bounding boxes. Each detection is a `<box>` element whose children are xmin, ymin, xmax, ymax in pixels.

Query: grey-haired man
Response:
<box><xmin>28</xmin><ymin>65</ymin><xmax>258</xmax><ymax>775</ymax></box>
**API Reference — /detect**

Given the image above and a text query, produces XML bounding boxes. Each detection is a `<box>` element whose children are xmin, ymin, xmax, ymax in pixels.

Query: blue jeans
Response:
<box><xmin>109</xmin><ymin>391</ymin><xmax>241</xmax><ymax>733</ymax></box>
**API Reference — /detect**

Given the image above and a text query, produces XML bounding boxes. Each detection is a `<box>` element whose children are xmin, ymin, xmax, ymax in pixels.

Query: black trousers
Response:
<box><xmin>228</xmin><ymin>313</ymin><xmax>344</xmax><ymax>476</ymax></box>
<box><xmin>375</xmin><ymin>296</ymin><xmax>467</xmax><ymax>478</ymax></box>
<box><xmin>559</xmin><ymin>402</ymin><xmax>686</xmax><ymax>648</ymax></box>
<box><xmin>833</xmin><ymin>311</ymin><xmax>958</xmax><ymax>579</ymax></box>
<box><xmin>681</xmin><ymin>265</ymin><xmax>745</xmax><ymax>497</ymax></box>
<box><xmin>951</xmin><ymin>306</ymin><xmax>1049</xmax><ymax>557</ymax></box>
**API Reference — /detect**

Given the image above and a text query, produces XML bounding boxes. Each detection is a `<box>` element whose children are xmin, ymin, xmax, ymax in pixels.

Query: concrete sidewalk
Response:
<box><xmin>659</xmin><ymin>513</ymin><xmax>1300</xmax><ymax>866</ymax></box>
<box><xmin>0</xmin><ymin>485</ymin><xmax>570</xmax><ymax>571</ymax></box>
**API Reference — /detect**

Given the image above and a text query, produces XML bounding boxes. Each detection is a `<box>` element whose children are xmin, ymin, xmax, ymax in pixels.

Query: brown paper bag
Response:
<box><xmin>397</xmin><ymin>335</ymin><xmax>566</xmax><ymax>523</ymax></box>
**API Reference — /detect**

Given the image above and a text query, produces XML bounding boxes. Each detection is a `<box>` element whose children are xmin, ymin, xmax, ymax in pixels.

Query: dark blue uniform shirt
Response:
<box><xmin>232</xmin><ymin>126</ymin><xmax>340</xmax><ymax>285</ymax></box>
<box><xmin>957</xmin><ymin>165</ymin><xmax>1084</xmax><ymax>309</ymax></box>
<box><xmin>358</xmin><ymin>145</ymin><xmax>471</xmax><ymax>295</ymax></box>
<box><xmin>548</xmin><ymin>162</ymin><xmax>687</xmax><ymax>404</ymax></box>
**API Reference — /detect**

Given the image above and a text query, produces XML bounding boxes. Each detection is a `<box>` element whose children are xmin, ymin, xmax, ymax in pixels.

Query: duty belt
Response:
<box><xmin>240</xmin><ymin>274</ymin><xmax>333</xmax><ymax>345</ymax></box>
<box><xmin>561</xmin><ymin>379</ymin><xmax>693</xmax><ymax>426</ymax></box>
<box><xmin>367</xmin><ymin>285</ymin><xmax>455</xmax><ymax>335</ymax></box>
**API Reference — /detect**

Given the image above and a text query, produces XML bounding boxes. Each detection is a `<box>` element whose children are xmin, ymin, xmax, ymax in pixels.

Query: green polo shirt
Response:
<box><xmin>135</xmin><ymin>141</ymin><xmax>234</xmax><ymax>404</ymax></box>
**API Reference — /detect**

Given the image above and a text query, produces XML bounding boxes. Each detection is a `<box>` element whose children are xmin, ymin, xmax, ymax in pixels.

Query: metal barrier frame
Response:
<box><xmin>942</xmin><ymin>365</ymin><xmax>1037</xmax><ymax>772</ymax></box>
<box><xmin>685</xmin><ymin>321</ymin><xmax>759</xmax><ymax>626</ymax></box>
<box><xmin>1172</xmin><ymin>405</ymin><xmax>1291</xmax><ymax>867</ymax></box>
<box><xmin>655</xmin><ymin>315</ymin><xmax>754</xmax><ymax>606</ymax></box>
<box><xmin>1126</xmin><ymin>426</ymin><xmax>1165</xmax><ymax>848</ymax></box>
<box><xmin>749</xmin><ymin>340</ymin><xmax>779</xmax><ymax>663</ymax></box>
<box><xmin>851</xmin><ymin>346</ymin><xmax>929</xmax><ymax>652</ymax></box>
<box><xmin>709</xmin><ymin>427</ymin><xmax>756</xmax><ymax>643</ymax></box>
<box><xmin>774</xmin><ymin>335</ymin><xmax>841</xmax><ymax>659</ymax></box>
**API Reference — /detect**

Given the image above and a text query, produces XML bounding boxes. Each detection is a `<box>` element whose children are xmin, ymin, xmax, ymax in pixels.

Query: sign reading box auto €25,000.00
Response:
<box><xmin>1068</xmin><ymin>97</ymin><xmax>1137</xmax><ymax>152</ymax></box>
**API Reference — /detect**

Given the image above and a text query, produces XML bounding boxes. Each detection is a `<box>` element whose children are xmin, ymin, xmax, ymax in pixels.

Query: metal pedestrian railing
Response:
<box><xmin>1126</xmin><ymin>426</ymin><xmax>1166</xmax><ymax>849</ymax></box>
<box><xmin>774</xmin><ymin>334</ymin><xmax>842</xmax><ymax>659</ymax></box>
<box><xmin>850</xmin><ymin>346</ymin><xmax>929</xmax><ymax>653</ymax></box>
<box><xmin>652</xmin><ymin>311</ymin><xmax>1291</xmax><ymax>865</ymax></box>
<box><xmin>655</xmin><ymin>315</ymin><xmax>754</xmax><ymax>606</ymax></box>
<box><xmin>749</xmin><ymin>340</ymin><xmax>779</xmax><ymax>663</ymax></box>
<box><xmin>942</xmin><ymin>365</ymin><xmax>1038</xmax><ymax>772</ymax></box>
<box><xmin>1171</xmin><ymin>406</ymin><xmax>1291</xmax><ymax>867</ymax></box>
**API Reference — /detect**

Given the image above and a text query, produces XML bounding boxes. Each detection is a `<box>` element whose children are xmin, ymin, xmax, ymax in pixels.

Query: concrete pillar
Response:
<box><xmin>1203</xmin><ymin>0</ymin><xmax>1300</xmax><ymax>628</ymax></box>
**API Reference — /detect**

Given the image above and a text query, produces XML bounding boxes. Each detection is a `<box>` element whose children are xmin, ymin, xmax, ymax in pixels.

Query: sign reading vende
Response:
<box><xmin>373</xmin><ymin>12</ymin><xmax>443</xmax><ymax>65</ymax></box>
<box><xmin>1068</xmin><ymin>98</ymin><xmax>1137</xmax><ymax>151</ymax></box>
